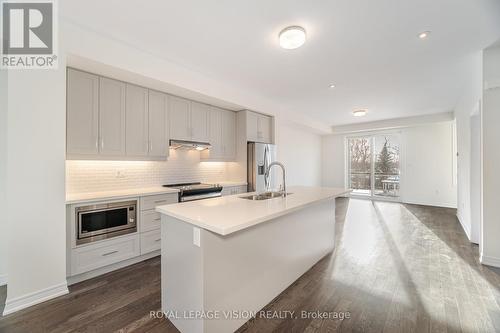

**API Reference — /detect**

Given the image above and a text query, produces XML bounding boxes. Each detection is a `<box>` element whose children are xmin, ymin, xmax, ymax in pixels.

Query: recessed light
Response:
<box><xmin>418</xmin><ymin>31</ymin><xmax>431</xmax><ymax>39</ymax></box>
<box><xmin>329</xmin><ymin>84</ymin><xmax>336</xmax><ymax>89</ymax></box>
<box><xmin>353</xmin><ymin>109</ymin><xmax>367</xmax><ymax>117</ymax></box>
<box><xmin>279</xmin><ymin>26</ymin><xmax>306</xmax><ymax>49</ymax></box>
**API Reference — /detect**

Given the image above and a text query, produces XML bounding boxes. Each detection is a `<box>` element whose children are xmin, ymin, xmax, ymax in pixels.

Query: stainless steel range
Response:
<box><xmin>163</xmin><ymin>182</ymin><xmax>223</xmax><ymax>202</ymax></box>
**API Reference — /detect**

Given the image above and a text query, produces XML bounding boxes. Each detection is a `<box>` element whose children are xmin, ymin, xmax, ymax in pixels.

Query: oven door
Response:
<box><xmin>76</xmin><ymin>201</ymin><xmax>137</xmax><ymax>245</ymax></box>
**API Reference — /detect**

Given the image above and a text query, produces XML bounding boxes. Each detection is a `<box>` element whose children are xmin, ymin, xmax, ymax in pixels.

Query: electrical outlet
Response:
<box><xmin>115</xmin><ymin>169</ymin><xmax>126</xmax><ymax>178</ymax></box>
<box><xmin>193</xmin><ymin>227</ymin><xmax>201</xmax><ymax>247</ymax></box>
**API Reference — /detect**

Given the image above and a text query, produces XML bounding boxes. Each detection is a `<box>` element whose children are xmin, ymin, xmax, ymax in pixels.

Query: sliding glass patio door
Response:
<box><xmin>347</xmin><ymin>134</ymin><xmax>401</xmax><ymax>199</ymax></box>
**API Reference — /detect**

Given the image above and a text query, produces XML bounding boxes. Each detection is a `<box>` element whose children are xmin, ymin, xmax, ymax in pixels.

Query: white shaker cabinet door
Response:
<box><xmin>207</xmin><ymin>107</ymin><xmax>223</xmax><ymax>157</ymax></box>
<box><xmin>169</xmin><ymin>96</ymin><xmax>191</xmax><ymax>141</ymax></box>
<box><xmin>148</xmin><ymin>90</ymin><xmax>169</xmax><ymax>158</ymax></box>
<box><xmin>258</xmin><ymin>114</ymin><xmax>272</xmax><ymax>143</ymax></box>
<box><xmin>125</xmin><ymin>84</ymin><xmax>149</xmax><ymax>157</ymax></box>
<box><xmin>66</xmin><ymin>69</ymin><xmax>99</xmax><ymax>155</ymax></box>
<box><xmin>222</xmin><ymin>110</ymin><xmax>236</xmax><ymax>159</ymax></box>
<box><xmin>190</xmin><ymin>102</ymin><xmax>210</xmax><ymax>142</ymax></box>
<box><xmin>246</xmin><ymin>110</ymin><xmax>259</xmax><ymax>142</ymax></box>
<box><xmin>99</xmin><ymin>77</ymin><xmax>126</xmax><ymax>156</ymax></box>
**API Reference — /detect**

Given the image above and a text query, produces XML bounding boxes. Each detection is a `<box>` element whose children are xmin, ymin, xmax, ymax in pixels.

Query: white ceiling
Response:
<box><xmin>60</xmin><ymin>0</ymin><xmax>500</xmax><ymax>126</ymax></box>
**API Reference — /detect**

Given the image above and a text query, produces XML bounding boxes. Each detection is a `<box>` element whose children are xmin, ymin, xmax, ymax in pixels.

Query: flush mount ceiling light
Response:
<box><xmin>279</xmin><ymin>26</ymin><xmax>306</xmax><ymax>49</ymax></box>
<box><xmin>418</xmin><ymin>31</ymin><xmax>431</xmax><ymax>39</ymax></box>
<box><xmin>353</xmin><ymin>109</ymin><xmax>368</xmax><ymax>117</ymax></box>
<box><xmin>329</xmin><ymin>84</ymin><xmax>336</xmax><ymax>89</ymax></box>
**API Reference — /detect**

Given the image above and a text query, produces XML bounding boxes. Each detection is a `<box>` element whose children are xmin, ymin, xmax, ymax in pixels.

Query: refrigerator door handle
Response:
<box><xmin>264</xmin><ymin>145</ymin><xmax>269</xmax><ymax>191</ymax></box>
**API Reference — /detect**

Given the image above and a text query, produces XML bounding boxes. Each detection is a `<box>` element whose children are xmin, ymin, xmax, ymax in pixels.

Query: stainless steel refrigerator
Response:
<box><xmin>247</xmin><ymin>142</ymin><xmax>277</xmax><ymax>193</ymax></box>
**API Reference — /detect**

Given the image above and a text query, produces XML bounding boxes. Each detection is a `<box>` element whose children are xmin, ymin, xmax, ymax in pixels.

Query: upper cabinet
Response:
<box><xmin>66</xmin><ymin>68</ymin><xmax>233</xmax><ymax>161</ymax></box>
<box><xmin>67</xmin><ymin>69</ymin><xmax>169</xmax><ymax>160</ymax></box>
<box><xmin>221</xmin><ymin>110</ymin><xmax>236</xmax><ymax>158</ymax></box>
<box><xmin>148</xmin><ymin>91</ymin><xmax>169</xmax><ymax>158</ymax></box>
<box><xmin>125</xmin><ymin>84</ymin><xmax>149</xmax><ymax>157</ymax></box>
<box><xmin>190</xmin><ymin>102</ymin><xmax>210</xmax><ymax>142</ymax></box>
<box><xmin>206</xmin><ymin>107</ymin><xmax>222</xmax><ymax>157</ymax></box>
<box><xmin>99</xmin><ymin>77</ymin><xmax>126</xmax><ymax>156</ymax></box>
<box><xmin>125</xmin><ymin>85</ymin><xmax>169</xmax><ymax>159</ymax></box>
<box><xmin>201</xmin><ymin>107</ymin><xmax>236</xmax><ymax>161</ymax></box>
<box><xmin>169</xmin><ymin>96</ymin><xmax>191</xmax><ymax>141</ymax></box>
<box><xmin>67</xmin><ymin>69</ymin><xmax>99</xmax><ymax>155</ymax></box>
<box><xmin>169</xmin><ymin>98</ymin><xmax>210</xmax><ymax>143</ymax></box>
<box><xmin>246</xmin><ymin>111</ymin><xmax>273</xmax><ymax>143</ymax></box>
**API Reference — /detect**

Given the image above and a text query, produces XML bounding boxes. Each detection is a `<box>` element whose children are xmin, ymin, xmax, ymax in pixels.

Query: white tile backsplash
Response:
<box><xmin>66</xmin><ymin>149</ymin><xmax>239</xmax><ymax>194</ymax></box>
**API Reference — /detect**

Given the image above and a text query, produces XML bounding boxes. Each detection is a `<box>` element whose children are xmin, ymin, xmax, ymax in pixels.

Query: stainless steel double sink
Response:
<box><xmin>240</xmin><ymin>191</ymin><xmax>292</xmax><ymax>201</ymax></box>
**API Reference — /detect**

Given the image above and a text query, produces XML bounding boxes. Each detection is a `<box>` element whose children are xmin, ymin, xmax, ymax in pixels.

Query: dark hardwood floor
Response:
<box><xmin>1</xmin><ymin>198</ymin><xmax>500</xmax><ymax>332</ymax></box>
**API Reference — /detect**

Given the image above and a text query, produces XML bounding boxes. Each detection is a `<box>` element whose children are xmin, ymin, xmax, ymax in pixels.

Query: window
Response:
<box><xmin>347</xmin><ymin>134</ymin><xmax>400</xmax><ymax>198</ymax></box>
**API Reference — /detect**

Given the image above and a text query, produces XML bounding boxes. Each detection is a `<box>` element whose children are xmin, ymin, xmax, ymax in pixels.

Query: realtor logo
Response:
<box><xmin>1</xmin><ymin>0</ymin><xmax>58</xmax><ymax>69</ymax></box>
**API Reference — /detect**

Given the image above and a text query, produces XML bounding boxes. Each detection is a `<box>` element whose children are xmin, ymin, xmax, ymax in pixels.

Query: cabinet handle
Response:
<box><xmin>154</xmin><ymin>218</ymin><xmax>161</xmax><ymax>222</ymax></box>
<box><xmin>155</xmin><ymin>239</ymin><xmax>161</xmax><ymax>242</ymax></box>
<box><xmin>95</xmin><ymin>138</ymin><xmax>99</xmax><ymax>149</ymax></box>
<box><xmin>102</xmin><ymin>250</ymin><xmax>118</xmax><ymax>257</ymax></box>
<box><xmin>154</xmin><ymin>200</ymin><xmax>168</xmax><ymax>204</ymax></box>
<box><xmin>101</xmin><ymin>138</ymin><xmax>104</xmax><ymax>150</ymax></box>
<box><xmin>149</xmin><ymin>140</ymin><xmax>153</xmax><ymax>152</ymax></box>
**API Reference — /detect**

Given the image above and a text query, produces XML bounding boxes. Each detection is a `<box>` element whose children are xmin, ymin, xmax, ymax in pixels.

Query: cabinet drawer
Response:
<box><xmin>140</xmin><ymin>193</ymin><xmax>178</xmax><ymax>211</ymax></box>
<box><xmin>141</xmin><ymin>229</ymin><xmax>161</xmax><ymax>255</ymax></box>
<box><xmin>71</xmin><ymin>235</ymin><xmax>140</xmax><ymax>275</ymax></box>
<box><xmin>141</xmin><ymin>210</ymin><xmax>162</xmax><ymax>232</ymax></box>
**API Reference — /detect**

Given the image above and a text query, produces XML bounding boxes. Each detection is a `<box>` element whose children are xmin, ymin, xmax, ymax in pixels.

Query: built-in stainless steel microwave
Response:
<box><xmin>76</xmin><ymin>200</ymin><xmax>137</xmax><ymax>245</ymax></box>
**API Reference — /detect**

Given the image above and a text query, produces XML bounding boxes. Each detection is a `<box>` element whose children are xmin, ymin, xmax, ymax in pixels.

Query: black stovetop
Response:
<box><xmin>163</xmin><ymin>182</ymin><xmax>222</xmax><ymax>195</ymax></box>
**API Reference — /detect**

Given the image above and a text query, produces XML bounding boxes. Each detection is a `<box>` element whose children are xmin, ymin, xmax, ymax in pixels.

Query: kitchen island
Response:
<box><xmin>156</xmin><ymin>186</ymin><xmax>350</xmax><ymax>333</ymax></box>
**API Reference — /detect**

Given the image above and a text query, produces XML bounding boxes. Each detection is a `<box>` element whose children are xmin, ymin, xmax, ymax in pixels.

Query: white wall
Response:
<box><xmin>470</xmin><ymin>114</ymin><xmax>481</xmax><ymax>243</ymax></box>
<box><xmin>0</xmin><ymin>64</ymin><xmax>7</xmax><ymax>286</ymax></box>
<box><xmin>453</xmin><ymin>52</ymin><xmax>483</xmax><ymax>241</ymax></box>
<box><xmin>3</xmin><ymin>57</ymin><xmax>68</xmax><ymax>314</ymax></box>
<box><xmin>400</xmin><ymin>122</ymin><xmax>457</xmax><ymax>208</ymax></box>
<box><xmin>481</xmin><ymin>44</ymin><xmax>500</xmax><ymax>266</ymax></box>
<box><xmin>321</xmin><ymin>121</ymin><xmax>457</xmax><ymax>208</ymax></box>
<box><xmin>275</xmin><ymin>120</ymin><xmax>322</xmax><ymax>187</ymax></box>
<box><xmin>321</xmin><ymin>135</ymin><xmax>345</xmax><ymax>188</ymax></box>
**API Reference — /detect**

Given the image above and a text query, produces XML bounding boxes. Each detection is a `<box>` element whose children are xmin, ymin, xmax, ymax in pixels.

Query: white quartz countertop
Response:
<box><xmin>156</xmin><ymin>186</ymin><xmax>350</xmax><ymax>236</ymax></box>
<box><xmin>66</xmin><ymin>187</ymin><xmax>179</xmax><ymax>204</ymax></box>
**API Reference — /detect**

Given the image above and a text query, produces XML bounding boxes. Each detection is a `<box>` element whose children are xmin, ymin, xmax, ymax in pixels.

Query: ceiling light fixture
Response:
<box><xmin>353</xmin><ymin>109</ymin><xmax>367</xmax><ymax>117</ymax></box>
<box><xmin>418</xmin><ymin>31</ymin><xmax>431</xmax><ymax>39</ymax></box>
<box><xmin>329</xmin><ymin>84</ymin><xmax>336</xmax><ymax>89</ymax></box>
<box><xmin>279</xmin><ymin>26</ymin><xmax>306</xmax><ymax>49</ymax></box>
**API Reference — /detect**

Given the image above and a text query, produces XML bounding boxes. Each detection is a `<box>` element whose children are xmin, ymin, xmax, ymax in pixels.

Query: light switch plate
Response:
<box><xmin>193</xmin><ymin>227</ymin><xmax>201</xmax><ymax>247</ymax></box>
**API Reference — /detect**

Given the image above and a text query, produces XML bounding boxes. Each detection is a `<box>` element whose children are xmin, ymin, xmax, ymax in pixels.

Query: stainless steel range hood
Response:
<box><xmin>169</xmin><ymin>139</ymin><xmax>211</xmax><ymax>151</ymax></box>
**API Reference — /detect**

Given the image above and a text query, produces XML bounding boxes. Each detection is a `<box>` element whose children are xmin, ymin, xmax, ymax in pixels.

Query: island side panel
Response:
<box><xmin>202</xmin><ymin>199</ymin><xmax>336</xmax><ymax>333</ymax></box>
<box><xmin>161</xmin><ymin>215</ymin><xmax>204</xmax><ymax>333</ymax></box>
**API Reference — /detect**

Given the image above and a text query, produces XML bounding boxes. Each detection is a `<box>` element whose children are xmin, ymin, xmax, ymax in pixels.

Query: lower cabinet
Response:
<box><xmin>68</xmin><ymin>192</ymin><xmax>178</xmax><ymax>279</ymax></box>
<box><xmin>71</xmin><ymin>234</ymin><xmax>140</xmax><ymax>275</ymax></box>
<box><xmin>139</xmin><ymin>193</ymin><xmax>177</xmax><ymax>255</ymax></box>
<box><xmin>140</xmin><ymin>229</ymin><xmax>162</xmax><ymax>255</ymax></box>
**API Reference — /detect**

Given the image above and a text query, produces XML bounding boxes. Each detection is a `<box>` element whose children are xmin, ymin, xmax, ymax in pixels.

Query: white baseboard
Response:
<box><xmin>480</xmin><ymin>253</ymin><xmax>500</xmax><ymax>268</ymax></box>
<box><xmin>456</xmin><ymin>213</ymin><xmax>471</xmax><ymax>241</ymax></box>
<box><xmin>402</xmin><ymin>199</ymin><xmax>457</xmax><ymax>209</ymax></box>
<box><xmin>2</xmin><ymin>282</ymin><xmax>68</xmax><ymax>316</ymax></box>
<box><xmin>0</xmin><ymin>274</ymin><xmax>7</xmax><ymax>287</ymax></box>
